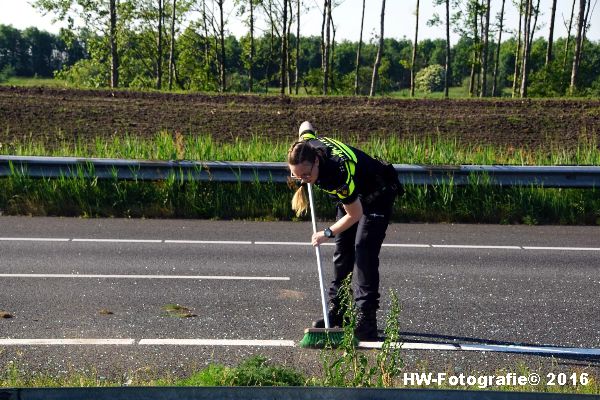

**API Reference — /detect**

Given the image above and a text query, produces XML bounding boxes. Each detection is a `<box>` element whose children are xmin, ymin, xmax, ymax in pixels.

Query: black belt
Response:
<box><xmin>361</xmin><ymin>183</ymin><xmax>399</xmax><ymax>205</ymax></box>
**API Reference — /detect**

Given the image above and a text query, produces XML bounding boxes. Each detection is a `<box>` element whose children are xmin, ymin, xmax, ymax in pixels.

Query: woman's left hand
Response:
<box><xmin>311</xmin><ymin>231</ymin><xmax>328</xmax><ymax>247</ymax></box>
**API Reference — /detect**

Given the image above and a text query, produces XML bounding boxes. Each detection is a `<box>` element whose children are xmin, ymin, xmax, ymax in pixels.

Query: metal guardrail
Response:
<box><xmin>1</xmin><ymin>155</ymin><xmax>599</xmax><ymax>188</ymax></box>
<box><xmin>1</xmin><ymin>387</ymin><xmax>598</xmax><ymax>400</ymax></box>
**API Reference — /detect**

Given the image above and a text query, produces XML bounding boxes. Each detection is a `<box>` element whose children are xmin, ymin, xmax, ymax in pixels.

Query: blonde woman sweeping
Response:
<box><xmin>287</xmin><ymin>121</ymin><xmax>402</xmax><ymax>340</ymax></box>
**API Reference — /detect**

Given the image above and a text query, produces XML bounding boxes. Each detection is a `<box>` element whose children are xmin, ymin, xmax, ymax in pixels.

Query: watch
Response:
<box><xmin>324</xmin><ymin>227</ymin><xmax>335</xmax><ymax>238</ymax></box>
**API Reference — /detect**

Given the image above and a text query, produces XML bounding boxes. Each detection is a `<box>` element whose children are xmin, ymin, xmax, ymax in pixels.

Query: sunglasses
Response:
<box><xmin>290</xmin><ymin>163</ymin><xmax>315</xmax><ymax>180</ymax></box>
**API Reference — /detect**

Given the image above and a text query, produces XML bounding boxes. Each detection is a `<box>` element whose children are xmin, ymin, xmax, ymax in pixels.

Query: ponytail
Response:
<box><xmin>291</xmin><ymin>184</ymin><xmax>309</xmax><ymax>217</ymax></box>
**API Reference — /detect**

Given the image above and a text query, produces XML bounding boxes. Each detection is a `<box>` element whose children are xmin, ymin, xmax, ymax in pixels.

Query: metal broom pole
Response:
<box><xmin>307</xmin><ymin>183</ymin><xmax>330</xmax><ymax>329</ymax></box>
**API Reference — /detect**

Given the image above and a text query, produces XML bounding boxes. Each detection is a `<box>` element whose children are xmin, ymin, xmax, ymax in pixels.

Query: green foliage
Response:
<box><xmin>3</xmin><ymin>14</ymin><xmax>600</xmax><ymax>95</ymax></box>
<box><xmin>302</xmin><ymin>68</ymin><xmax>323</xmax><ymax>95</ymax></box>
<box><xmin>528</xmin><ymin>61</ymin><xmax>570</xmax><ymax>97</ymax></box>
<box><xmin>55</xmin><ymin>58</ymin><xmax>107</xmax><ymax>87</ymax></box>
<box><xmin>415</xmin><ymin>64</ymin><xmax>445</xmax><ymax>93</ymax></box>
<box><xmin>319</xmin><ymin>276</ymin><xmax>404</xmax><ymax>387</ymax></box>
<box><xmin>169</xmin><ymin>356</ymin><xmax>305</xmax><ymax>387</ymax></box>
<box><xmin>0</xmin><ymin>24</ymin><xmax>72</xmax><ymax>77</ymax></box>
<box><xmin>590</xmin><ymin>76</ymin><xmax>600</xmax><ymax>97</ymax></box>
<box><xmin>0</xmin><ymin>65</ymin><xmax>15</xmax><ymax>82</ymax></box>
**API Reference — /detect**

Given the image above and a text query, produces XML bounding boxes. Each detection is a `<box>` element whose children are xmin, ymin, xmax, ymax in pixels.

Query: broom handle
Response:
<box><xmin>307</xmin><ymin>183</ymin><xmax>330</xmax><ymax>329</ymax></box>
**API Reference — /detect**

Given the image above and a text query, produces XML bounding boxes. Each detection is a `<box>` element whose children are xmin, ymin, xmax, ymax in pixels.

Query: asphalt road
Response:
<box><xmin>1</xmin><ymin>216</ymin><xmax>599</xmax><ymax>380</ymax></box>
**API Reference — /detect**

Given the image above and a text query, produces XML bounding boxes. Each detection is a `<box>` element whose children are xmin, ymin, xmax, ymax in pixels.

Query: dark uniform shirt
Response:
<box><xmin>301</xmin><ymin>134</ymin><xmax>390</xmax><ymax>205</ymax></box>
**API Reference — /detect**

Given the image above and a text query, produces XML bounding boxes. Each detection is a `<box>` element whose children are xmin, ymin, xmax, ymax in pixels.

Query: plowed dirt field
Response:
<box><xmin>1</xmin><ymin>86</ymin><xmax>599</xmax><ymax>150</ymax></box>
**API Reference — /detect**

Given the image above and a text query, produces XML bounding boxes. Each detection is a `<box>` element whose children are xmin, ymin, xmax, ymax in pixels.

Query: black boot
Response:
<box><xmin>312</xmin><ymin>300</ymin><xmax>344</xmax><ymax>328</ymax></box>
<box><xmin>354</xmin><ymin>308</ymin><xmax>378</xmax><ymax>340</ymax></box>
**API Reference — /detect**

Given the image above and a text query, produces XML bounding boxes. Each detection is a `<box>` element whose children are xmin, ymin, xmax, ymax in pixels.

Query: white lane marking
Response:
<box><xmin>72</xmin><ymin>239</ymin><xmax>162</xmax><ymax>243</ymax></box>
<box><xmin>431</xmin><ymin>245</ymin><xmax>522</xmax><ymax>250</ymax></box>
<box><xmin>383</xmin><ymin>244</ymin><xmax>431</xmax><ymax>248</ymax></box>
<box><xmin>1</xmin><ymin>238</ymin><xmax>599</xmax><ymax>252</ymax></box>
<box><xmin>0</xmin><ymin>237</ymin><xmax>70</xmax><ymax>242</ymax></box>
<box><xmin>459</xmin><ymin>343</ymin><xmax>600</xmax><ymax>356</ymax></box>
<box><xmin>255</xmin><ymin>241</ymin><xmax>310</xmax><ymax>246</ymax></box>
<box><xmin>0</xmin><ymin>274</ymin><xmax>290</xmax><ymax>281</ymax></box>
<box><xmin>139</xmin><ymin>339</ymin><xmax>296</xmax><ymax>347</ymax></box>
<box><xmin>165</xmin><ymin>240</ymin><xmax>252</xmax><ymax>245</ymax></box>
<box><xmin>1</xmin><ymin>338</ymin><xmax>598</xmax><ymax>356</ymax></box>
<box><xmin>358</xmin><ymin>341</ymin><xmax>600</xmax><ymax>356</ymax></box>
<box><xmin>254</xmin><ymin>241</ymin><xmax>335</xmax><ymax>246</ymax></box>
<box><xmin>358</xmin><ymin>341</ymin><xmax>459</xmax><ymax>351</ymax></box>
<box><xmin>523</xmin><ymin>246</ymin><xmax>600</xmax><ymax>251</ymax></box>
<box><xmin>0</xmin><ymin>339</ymin><xmax>134</xmax><ymax>346</ymax></box>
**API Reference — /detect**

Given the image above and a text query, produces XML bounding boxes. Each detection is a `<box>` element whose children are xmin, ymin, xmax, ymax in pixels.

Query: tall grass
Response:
<box><xmin>1</xmin><ymin>133</ymin><xmax>599</xmax><ymax>224</ymax></box>
<box><xmin>2</xmin><ymin>131</ymin><xmax>600</xmax><ymax>165</ymax></box>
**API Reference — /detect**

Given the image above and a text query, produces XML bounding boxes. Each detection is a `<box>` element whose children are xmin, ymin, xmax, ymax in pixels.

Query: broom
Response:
<box><xmin>299</xmin><ymin>183</ymin><xmax>344</xmax><ymax>349</ymax></box>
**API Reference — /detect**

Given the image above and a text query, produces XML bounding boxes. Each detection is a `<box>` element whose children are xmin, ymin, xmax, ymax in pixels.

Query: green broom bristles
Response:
<box><xmin>299</xmin><ymin>328</ymin><xmax>345</xmax><ymax>349</ymax></box>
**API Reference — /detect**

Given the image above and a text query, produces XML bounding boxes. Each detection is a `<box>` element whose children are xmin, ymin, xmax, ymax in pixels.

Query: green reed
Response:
<box><xmin>2</xmin><ymin>131</ymin><xmax>600</xmax><ymax>165</ymax></box>
<box><xmin>0</xmin><ymin>132</ymin><xmax>599</xmax><ymax>224</ymax></box>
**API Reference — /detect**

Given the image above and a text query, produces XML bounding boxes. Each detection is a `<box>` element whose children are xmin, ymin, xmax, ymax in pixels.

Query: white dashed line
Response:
<box><xmin>431</xmin><ymin>245</ymin><xmax>522</xmax><ymax>250</ymax></box>
<box><xmin>0</xmin><ymin>237</ymin><xmax>70</xmax><ymax>242</ymax></box>
<box><xmin>523</xmin><ymin>246</ymin><xmax>600</xmax><ymax>251</ymax></box>
<box><xmin>383</xmin><ymin>244</ymin><xmax>431</xmax><ymax>248</ymax></box>
<box><xmin>0</xmin><ymin>274</ymin><xmax>290</xmax><ymax>281</ymax></box>
<box><xmin>1</xmin><ymin>238</ymin><xmax>598</xmax><ymax>252</ymax></box>
<box><xmin>344</xmin><ymin>342</ymin><xmax>600</xmax><ymax>356</ymax></box>
<box><xmin>0</xmin><ymin>339</ymin><xmax>135</xmax><ymax>346</ymax></box>
<box><xmin>138</xmin><ymin>339</ymin><xmax>297</xmax><ymax>347</ymax></box>
<box><xmin>2</xmin><ymin>338</ymin><xmax>598</xmax><ymax>356</ymax></box>
<box><xmin>358</xmin><ymin>341</ymin><xmax>460</xmax><ymax>351</ymax></box>
<box><xmin>254</xmin><ymin>241</ymin><xmax>310</xmax><ymax>246</ymax></box>
<box><xmin>72</xmin><ymin>238</ymin><xmax>162</xmax><ymax>243</ymax></box>
<box><xmin>165</xmin><ymin>240</ymin><xmax>252</xmax><ymax>245</ymax></box>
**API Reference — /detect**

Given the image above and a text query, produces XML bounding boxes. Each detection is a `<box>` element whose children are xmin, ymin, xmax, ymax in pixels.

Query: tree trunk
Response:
<box><xmin>320</xmin><ymin>0</ymin><xmax>326</xmax><ymax>79</ymax></box>
<box><xmin>295</xmin><ymin>0</ymin><xmax>300</xmax><ymax>95</ymax></box>
<box><xmin>444</xmin><ymin>0</ymin><xmax>450</xmax><ymax>98</ymax></box>
<box><xmin>168</xmin><ymin>0</ymin><xmax>176</xmax><ymax>91</ymax></box>
<box><xmin>287</xmin><ymin>0</ymin><xmax>293</xmax><ymax>94</ymax></box>
<box><xmin>582</xmin><ymin>0</ymin><xmax>591</xmax><ymax>43</ymax></box>
<box><xmin>468</xmin><ymin>2</ymin><xmax>478</xmax><ymax>97</ymax></box>
<box><xmin>354</xmin><ymin>0</ymin><xmax>365</xmax><ymax>95</ymax></box>
<box><xmin>569</xmin><ymin>0</ymin><xmax>586</xmax><ymax>94</ymax></box>
<box><xmin>528</xmin><ymin>0</ymin><xmax>541</xmax><ymax>52</ymax></box>
<box><xmin>330</xmin><ymin>8</ymin><xmax>336</xmax><ymax>92</ymax></box>
<box><xmin>266</xmin><ymin>1</ymin><xmax>274</xmax><ymax>93</ymax></box>
<box><xmin>520</xmin><ymin>0</ymin><xmax>532</xmax><ymax>98</ymax></box>
<box><xmin>545</xmin><ymin>0</ymin><xmax>557</xmax><ymax>65</ymax></box>
<box><xmin>280</xmin><ymin>0</ymin><xmax>288</xmax><ymax>95</ymax></box>
<box><xmin>322</xmin><ymin>0</ymin><xmax>330</xmax><ymax>95</ymax></box>
<box><xmin>109</xmin><ymin>0</ymin><xmax>119</xmax><ymax>88</ymax></box>
<box><xmin>410</xmin><ymin>0</ymin><xmax>419</xmax><ymax>97</ymax></box>
<box><xmin>218</xmin><ymin>0</ymin><xmax>226</xmax><ymax>92</ymax></box>
<box><xmin>369</xmin><ymin>0</ymin><xmax>385</xmax><ymax>97</ymax></box>
<box><xmin>563</xmin><ymin>0</ymin><xmax>576</xmax><ymax>70</ymax></box>
<box><xmin>512</xmin><ymin>0</ymin><xmax>523</xmax><ymax>97</ymax></box>
<box><xmin>202</xmin><ymin>0</ymin><xmax>209</xmax><ymax>70</ymax></box>
<box><xmin>491</xmin><ymin>0</ymin><xmax>505</xmax><ymax>97</ymax></box>
<box><xmin>480</xmin><ymin>0</ymin><xmax>491</xmax><ymax>97</ymax></box>
<box><xmin>156</xmin><ymin>0</ymin><xmax>163</xmax><ymax>90</ymax></box>
<box><xmin>249</xmin><ymin>0</ymin><xmax>254</xmax><ymax>92</ymax></box>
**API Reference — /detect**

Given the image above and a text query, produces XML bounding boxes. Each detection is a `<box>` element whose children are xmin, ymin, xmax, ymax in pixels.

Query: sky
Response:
<box><xmin>0</xmin><ymin>0</ymin><xmax>598</xmax><ymax>43</ymax></box>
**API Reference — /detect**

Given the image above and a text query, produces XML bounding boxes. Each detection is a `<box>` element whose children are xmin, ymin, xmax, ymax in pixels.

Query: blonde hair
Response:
<box><xmin>287</xmin><ymin>141</ymin><xmax>319</xmax><ymax>217</ymax></box>
<box><xmin>291</xmin><ymin>184</ymin><xmax>309</xmax><ymax>217</ymax></box>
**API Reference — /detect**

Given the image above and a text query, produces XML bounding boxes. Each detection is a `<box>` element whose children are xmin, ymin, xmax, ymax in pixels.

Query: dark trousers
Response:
<box><xmin>328</xmin><ymin>191</ymin><xmax>396</xmax><ymax>311</ymax></box>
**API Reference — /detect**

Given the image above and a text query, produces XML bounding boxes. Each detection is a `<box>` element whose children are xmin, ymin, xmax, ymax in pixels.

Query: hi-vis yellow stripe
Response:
<box><xmin>300</xmin><ymin>132</ymin><xmax>317</xmax><ymax>140</ymax></box>
<box><xmin>320</xmin><ymin>137</ymin><xmax>358</xmax><ymax>163</ymax></box>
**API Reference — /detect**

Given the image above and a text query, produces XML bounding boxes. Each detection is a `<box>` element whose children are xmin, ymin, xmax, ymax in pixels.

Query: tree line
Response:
<box><xmin>0</xmin><ymin>0</ymin><xmax>598</xmax><ymax>97</ymax></box>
